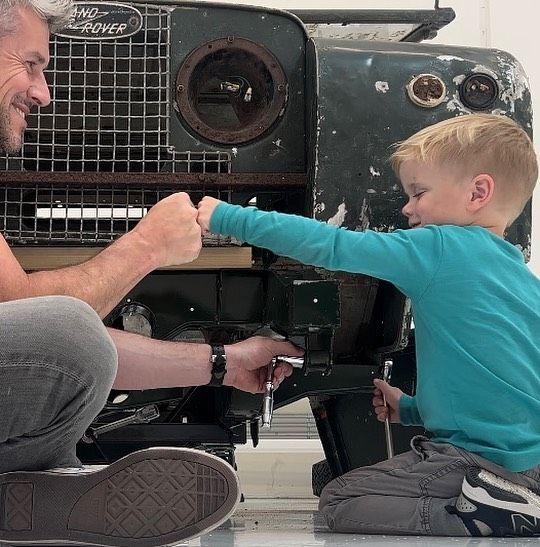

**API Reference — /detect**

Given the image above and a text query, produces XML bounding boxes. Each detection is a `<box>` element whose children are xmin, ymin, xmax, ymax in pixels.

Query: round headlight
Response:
<box><xmin>176</xmin><ymin>37</ymin><xmax>287</xmax><ymax>145</ymax></box>
<box><xmin>459</xmin><ymin>73</ymin><xmax>499</xmax><ymax>111</ymax></box>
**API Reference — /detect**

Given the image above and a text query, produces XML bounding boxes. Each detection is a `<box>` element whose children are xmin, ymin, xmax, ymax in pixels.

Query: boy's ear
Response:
<box><xmin>468</xmin><ymin>174</ymin><xmax>495</xmax><ymax>211</ymax></box>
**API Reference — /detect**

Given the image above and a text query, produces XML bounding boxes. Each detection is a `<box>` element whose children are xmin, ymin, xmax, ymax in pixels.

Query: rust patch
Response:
<box><xmin>407</xmin><ymin>73</ymin><xmax>446</xmax><ymax>107</ymax></box>
<box><xmin>0</xmin><ymin>172</ymin><xmax>307</xmax><ymax>188</ymax></box>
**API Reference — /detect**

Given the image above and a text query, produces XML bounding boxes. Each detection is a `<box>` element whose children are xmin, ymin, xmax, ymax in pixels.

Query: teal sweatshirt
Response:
<box><xmin>211</xmin><ymin>203</ymin><xmax>540</xmax><ymax>472</ymax></box>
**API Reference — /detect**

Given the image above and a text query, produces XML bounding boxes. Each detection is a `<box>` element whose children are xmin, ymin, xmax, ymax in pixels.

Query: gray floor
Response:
<box><xmin>188</xmin><ymin>499</ymin><xmax>539</xmax><ymax>546</ymax></box>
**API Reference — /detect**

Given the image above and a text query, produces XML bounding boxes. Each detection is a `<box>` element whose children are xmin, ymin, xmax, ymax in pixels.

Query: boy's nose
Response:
<box><xmin>402</xmin><ymin>201</ymin><xmax>413</xmax><ymax>217</ymax></box>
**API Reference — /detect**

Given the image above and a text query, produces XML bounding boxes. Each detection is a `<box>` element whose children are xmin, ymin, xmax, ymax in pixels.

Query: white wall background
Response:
<box><xmin>210</xmin><ymin>0</ymin><xmax>540</xmax><ymax>275</ymax></box>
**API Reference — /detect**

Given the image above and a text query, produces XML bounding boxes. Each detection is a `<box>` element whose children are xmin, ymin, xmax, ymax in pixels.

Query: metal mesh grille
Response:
<box><xmin>0</xmin><ymin>4</ymin><xmax>230</xmax><ymax>174</ymax></box>
<box><xmin>0</xmin><ymin>186</ymin><xmax>234</xmax><ymax>244</ymax></box>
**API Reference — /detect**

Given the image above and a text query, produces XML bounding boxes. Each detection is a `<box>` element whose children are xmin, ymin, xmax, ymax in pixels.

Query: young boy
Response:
<box><xmin>197</xmin><ymin>113</ymin><xmax>540</xmax><ymax>537</ymax></box>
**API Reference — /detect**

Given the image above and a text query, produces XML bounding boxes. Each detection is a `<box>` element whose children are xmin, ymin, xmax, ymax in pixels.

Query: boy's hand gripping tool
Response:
<box><xmin>382</xmin><ymin>359</ymin><xmax>395</xmax><ymax>459</ymax></box>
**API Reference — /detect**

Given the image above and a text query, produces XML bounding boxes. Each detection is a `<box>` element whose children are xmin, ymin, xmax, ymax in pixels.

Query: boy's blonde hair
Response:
<box><xmin>390</xmin><ymin>113</ymin><xmax>538</xmax><ymax>224</ymax></box>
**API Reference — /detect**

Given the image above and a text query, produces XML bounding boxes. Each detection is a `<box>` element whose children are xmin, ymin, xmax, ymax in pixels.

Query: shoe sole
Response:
<box><xmin>0</xmin><ymin>447</ymin><xmax>240</xmax><ymax>546</ymax></box>
<box><xmin>463</xmin><ymin>469</ymin><xmax>540</xmax><ymax>520</ymax></box>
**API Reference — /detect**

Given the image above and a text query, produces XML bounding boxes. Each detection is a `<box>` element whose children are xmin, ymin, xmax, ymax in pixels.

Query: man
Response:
<box><xmin>0</xmin><ymin>2</ymin><xmax>301</xmax><ymax>546</ymax></box>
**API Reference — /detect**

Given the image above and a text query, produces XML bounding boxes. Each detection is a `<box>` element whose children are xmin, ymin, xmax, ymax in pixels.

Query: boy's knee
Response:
<box><xmin>318</xmin><ymin>475</ymin><xmax>342</xmax><ymax>510</ymax></box>
<box><xmin>318</xmin><ymin>476</ymin><xmax>347</xmax><ymax>530</ymax></box>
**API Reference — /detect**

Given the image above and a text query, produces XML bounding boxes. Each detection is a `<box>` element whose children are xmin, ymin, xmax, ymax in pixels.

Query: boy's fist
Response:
<box><xmin>197</xmin><ymin>196</ymin><xmax>222</xmax><ymax>232</ymax></box>
<box><xmin>372</xmin><ymin>379</ymin><xmax>403</xmax><ymax>423</ymax></box>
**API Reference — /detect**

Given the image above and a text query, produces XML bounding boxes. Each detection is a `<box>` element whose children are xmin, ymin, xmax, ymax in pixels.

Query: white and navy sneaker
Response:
<box><xmin>450</xmin><ymin>466</ymin><xmax>540</xmax><ymax>537</ymax></box>
<box><xmin>0</xmin><ymin>447</ymin><xmax>240</xmax><ymax>546</ymax></box>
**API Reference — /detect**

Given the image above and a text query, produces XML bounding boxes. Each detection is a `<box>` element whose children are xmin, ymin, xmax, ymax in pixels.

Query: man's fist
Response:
<box><xmin>134</xmin><ymin>192</ymin><xmax>202</xmax><ymax>267</ymax></box>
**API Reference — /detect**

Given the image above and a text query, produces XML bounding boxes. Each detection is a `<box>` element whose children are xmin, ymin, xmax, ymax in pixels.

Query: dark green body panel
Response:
<box><xmin>311</xmin><ymin>39</ymin><xmax>532</xmax><ymax>250</ymax></box>
<box><xmin>168</xmin><ymin>5</ymin><xmax>307</xmax><ymax>172</ymax></box>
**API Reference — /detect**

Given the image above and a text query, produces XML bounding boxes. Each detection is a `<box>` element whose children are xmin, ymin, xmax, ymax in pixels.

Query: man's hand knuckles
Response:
<box><xmin>174</xmin><ymin>191</ymin><xmax>189</xmax><ymax>201</ymax></box>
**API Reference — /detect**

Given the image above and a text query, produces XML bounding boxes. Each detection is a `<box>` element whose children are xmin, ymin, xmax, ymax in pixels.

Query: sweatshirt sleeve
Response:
<box><xmin>210</xmin><ymin>202</ymin><xmax>443</xmax><ymax>300</ymax></box>
<box><xmin>399</xmin><ymin>394</ymin><xmax>424</xmax><ymax>426</ymax></box>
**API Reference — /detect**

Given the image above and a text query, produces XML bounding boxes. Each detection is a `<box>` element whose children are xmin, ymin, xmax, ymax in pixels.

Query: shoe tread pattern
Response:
<box><xmin>0</xmin><ymin>483</ymin><xmax>33</xmax><ymax>532</ymax></box>
<box><xmin>68</xmin><ymin>459</ymin><xmax>228</xmax><ymax>539</ymax></box>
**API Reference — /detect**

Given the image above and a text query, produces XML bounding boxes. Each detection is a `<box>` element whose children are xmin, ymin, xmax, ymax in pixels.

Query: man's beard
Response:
<box><xmin>0</xmin><ymin>103</ymin><xmax>24</xmax><ymax>154</ymax></box>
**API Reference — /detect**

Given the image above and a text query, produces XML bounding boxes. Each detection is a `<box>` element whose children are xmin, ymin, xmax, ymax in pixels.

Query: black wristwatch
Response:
<box><xmin>208</xmin><ymin>344</ymin><xmax>227</xmax><ymax>386</ymax></box>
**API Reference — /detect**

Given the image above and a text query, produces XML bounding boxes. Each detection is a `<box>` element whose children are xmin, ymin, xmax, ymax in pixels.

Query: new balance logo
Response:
<box><xmin>511</xmin><ymin>513</ymin><xmax>539</xmax><ymax>535</ymax></box>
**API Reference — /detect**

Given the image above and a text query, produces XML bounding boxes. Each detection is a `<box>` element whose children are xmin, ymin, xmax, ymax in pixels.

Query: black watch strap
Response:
<box><xmin>208</xmin><ymin>344</ymin><xmax>227</xmax><ymax>386</ymax></box>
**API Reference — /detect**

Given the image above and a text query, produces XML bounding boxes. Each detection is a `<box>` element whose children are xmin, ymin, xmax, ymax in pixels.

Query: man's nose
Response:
<box><xmin>29</xmin><ymin>72</ymin><xmax>51</xmax><ymax>108</ymax></box>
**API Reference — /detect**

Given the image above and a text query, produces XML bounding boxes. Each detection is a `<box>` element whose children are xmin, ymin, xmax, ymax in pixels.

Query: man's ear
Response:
<box><xmin>468</xmin><ymin>174</ymin><xmax>495</xmax><ymax>211</ymax></box>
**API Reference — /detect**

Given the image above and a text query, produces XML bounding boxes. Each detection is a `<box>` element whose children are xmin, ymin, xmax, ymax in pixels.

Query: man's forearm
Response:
<box><xmin>1</xmin><ymin>192</ymin><xmax>201</xmax><ymax>317</ymax></box>
<box><xmin>109</xmin><ymin>328</ymin><xmax>212</xmax><ymax>389</ymax></box>
<box><xmin>27</xmin><ymin>231</ymin><xmax>159</xmax><ymax>318</ymax></box>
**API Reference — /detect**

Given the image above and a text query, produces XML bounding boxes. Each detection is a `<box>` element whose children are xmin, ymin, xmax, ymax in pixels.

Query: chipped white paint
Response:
<box><xmin>446</xmin><ymin>91</ymin><xmax>472</xmax><ymax>114</ymax></box>
<box><xmin>453</xmin><ymin>74</ymin><xmax>466</xmax><ymax>85</ymax></box>
<box><xmin>437</xmin><ymin>55</ymin><xmax>465</xmax><ymax>62</ymax></box>
<box><xmin>472</xmin><ymin>64</ymin><xmax>499</xmax><ymax>79</ymax></box>
<box><xmin>312</xmin><ymin>100</ymin><xmax>322</xmax><ymax>215</ymax></box>
<box><xmin>372</xmin><ymin>224</ymin><xmax>397</xmax><ymax>233</ymax></box>
<box><xmin>271</xmin><ymin>139</ymin><xmax>286</xmax><ymax>157</ymax></box>
<box><xmin>492</xmin><ymin>108</ymin><xmax>507</xmax><ymax>115</ymax></box>
<box><xmin>314</xmin><ymin>202</ymin><xmax>326</xmax><ymax>215</ymax></box>
<box><xmin>312</xmin><ymin>108</ymin><xmax>322</xmax><ymax>212</ymax></box>
<box><xmin>357</xmin><ymin>197</ymin><xmax>370</xmax><ymax>231</ymax></box>
<box><xmin>375</xmin><ymin>81</ymin><xmax>389</xmax><ymax>93</ymax></box>
<box><xmin>327</xmin><ymin>202</ymin><xmax>347</xmax><ymax>227</ymax></box>
<box><xmin>305</xmin><ymin>23</ymin><xmax>412</xmax><ymax>42</ymax></box>
<box><xmin>231</xmin><ymin>147</ymin><xmax>238</xmax><ymax>157</ymax></box>
<box><xmin>331</xmin><ymin>130</ymin><xmax>337</xmax><ymax>135</ymax></box>
<box><xmin>369</xmin><ymin>166</ymin><xmax>381</xmax><ymax>177</ymax></box>
<box><xmin>366</xmin><ymin>188</ymin><xmax>376</xmax><ymax>194</ymax></box>
<box><xmin>496</xmin><ymin>54</ymin><xmax>529</xmax><ymax>114</ymax></box>
<box><xmin>517</xmin><ymin>234</ymin><xmax>532</xmax><ymax>262</ymax></box>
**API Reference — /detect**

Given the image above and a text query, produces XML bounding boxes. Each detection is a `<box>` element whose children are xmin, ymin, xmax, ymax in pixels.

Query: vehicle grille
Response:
<box><xmin>0</xmin><ymin>185</ymin><xmax>235</xmax><ymax>244</ymax></box>
<box><xmin>0</xmin><ymin>3</ymin><xmax>230</xmax><ymax>175</ymax></box>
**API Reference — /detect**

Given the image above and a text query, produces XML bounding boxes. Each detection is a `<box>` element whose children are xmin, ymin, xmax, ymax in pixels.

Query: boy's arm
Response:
<box><xmin>199</xmin><ymin>198</ymin><xmax>442</xmax><ymax>298</ymax></box>
<box><xmin>399</xmin><ymin>394</ymin><xmax>424</xmax><ymax>426</ymax></box>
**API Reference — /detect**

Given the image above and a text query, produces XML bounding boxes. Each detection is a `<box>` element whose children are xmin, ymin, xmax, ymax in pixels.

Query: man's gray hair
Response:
<box><xmin>0</xmin><ymin>0</ymin><xmax>74</xmax><ymax>37</ymax></box>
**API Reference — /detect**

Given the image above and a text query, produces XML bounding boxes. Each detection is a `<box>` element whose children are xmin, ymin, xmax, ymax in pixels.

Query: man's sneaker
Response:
<box><xmin>0</xmin><ymin>447</ymin><xmax>240</xmax><ymax>546</ymax></box>
<box><xmin>451</xmin><ymin>466</ymin><xmax>540</xmax><ymax>537</ymax></box>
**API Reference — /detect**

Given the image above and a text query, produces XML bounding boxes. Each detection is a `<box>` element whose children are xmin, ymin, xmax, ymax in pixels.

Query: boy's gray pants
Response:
<box><xmin>0</xmin><ymin>296</ymin><xmax>117</xmax><ymax>473</ymax></box>
<box><xmin>320</xmin><ymin>435</ymin><xmax>540</xmax><ymax>536</ymax></box>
